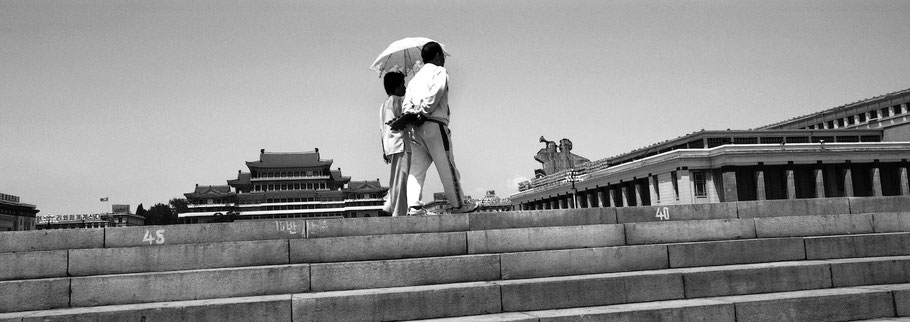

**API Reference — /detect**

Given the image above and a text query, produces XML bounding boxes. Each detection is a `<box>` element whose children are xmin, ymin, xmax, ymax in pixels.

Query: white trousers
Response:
<box><xmin>407</xmin><ymin>122</ymin><xmax>465</xmax><ymax>209</ymax></box>
<box><xmin>382</xmin><ymin>151</ymin><xmax>410</xmax><ymax>217</ymax></box>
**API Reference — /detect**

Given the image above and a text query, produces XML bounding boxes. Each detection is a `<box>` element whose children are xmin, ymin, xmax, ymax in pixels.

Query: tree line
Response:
<box><xmin>136</xmin><ymin>198</ymin><xmax>188</xmax><ymax>226</ymax></box>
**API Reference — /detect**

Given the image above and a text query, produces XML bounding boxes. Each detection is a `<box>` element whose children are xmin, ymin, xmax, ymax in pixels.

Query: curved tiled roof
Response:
<box><xmin>246</xmin><ymin>151</ymin><xmax>333</xmax><ymax>168</ymax></box>
<box><xmin>227</xmin><ymin>172</ymin><xmax>251</xmax><ymax>186</ymax></box>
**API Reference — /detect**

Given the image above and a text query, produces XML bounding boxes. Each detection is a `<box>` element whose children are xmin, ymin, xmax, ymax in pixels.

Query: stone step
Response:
<box><xmin>420</xmin><ymin>287</ymin><xmax>897</xmax><ymax>322</ymax></box>
<box><xmin>6</xmin><ymin>217</ymin><xmax>910</xmax><ymax>282</ymax></box>
<box><xmin>5</xmin><ymin>197</ymin><xmax>910</xmax><ymax>254</ymax></box>
<box><xmin>7</xmin><ymin>254</ymin><xmax>910</xmax><ymax>317</ymax></box>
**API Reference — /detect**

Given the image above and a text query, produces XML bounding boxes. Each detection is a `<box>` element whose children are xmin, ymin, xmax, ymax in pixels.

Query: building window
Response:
<box><xmin>760</xmin><ymin>137</ymin><xmax>783</xmax><ymax>144</ymax></box>
<box><xmin>837</xmin><ymin>118</ymin><xmax>845</xmax><ymax>127</ymax></box>
<box><xmin>858</xmin><ymin>113</ymin><xmax>866</xmax><ymax>122</ymax></box>
<box><xmin>693</xmin><ymin>171</ymin><xmax>707</xmax><ymax>198</ymax></box>
<box><xmin>882</xmin><ymin>107</ymin><xmax>890</xmax><ymax>118</ymax></box>
<box><xmin>869</xmin><ymin>110</ymin><xmax>878</xmax><ymax>119</ymax></box>
<box><xmin>846</xmin><ymin>116</ymin><xmax>854</xmax><ymax>125</ymax></box>
<box><xmin>894</xmin><ymin>105</ymin><xmax>903</xmax><ymax>115</ymax></box>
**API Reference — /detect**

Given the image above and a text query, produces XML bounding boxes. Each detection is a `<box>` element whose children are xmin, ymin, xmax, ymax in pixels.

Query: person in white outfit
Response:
<box><xmin>379</xmin><ymin>72</ymin><xmax>409</xmax><ymax>217</ymax></box>
<box><xmin>401</xmin><ymin>41</ymin><xmax>477</xmax><ymax>214</ymax></box>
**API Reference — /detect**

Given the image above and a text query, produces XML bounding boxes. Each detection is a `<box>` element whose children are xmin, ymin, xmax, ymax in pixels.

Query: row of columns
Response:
<box><xmin>520</xmin><ymin>163</ymin><xmax>910</xmax><ymax>211</ymax></box>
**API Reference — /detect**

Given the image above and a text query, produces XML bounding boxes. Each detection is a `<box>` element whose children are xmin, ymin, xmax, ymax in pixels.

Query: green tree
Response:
<box><xmin>136</xmin><ymin>204</ymin><xmax>153</xmax><ymax>225</ymax></box>
<box><xmin>168</xmin><ymin>198</ymin><xmax>189</xmax><ymax>215</ymax></box>
<box><xmin>147</xmin><ymin>203</ymin><xmax>175</xmax><ymax>225</ymax></box>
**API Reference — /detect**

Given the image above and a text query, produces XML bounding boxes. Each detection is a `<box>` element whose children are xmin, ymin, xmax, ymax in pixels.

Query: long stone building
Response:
<box><xmin>511</xmin><ymin>88</ymin><xmax>910</xmax><ymax>210</ymax></box>
<box><xmin>0</xmin><ymin>193</ymin><xmax>38</xmax><ymax>231</ymax></box>
<box><xmin>178</xmin><ymin>149</ymin><xmax>388</xmax><ymax>223</ymax></box>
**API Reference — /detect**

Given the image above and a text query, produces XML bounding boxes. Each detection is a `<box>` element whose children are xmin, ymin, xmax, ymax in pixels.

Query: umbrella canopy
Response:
<box><xmin>369</xmin><ymin>37</ymin><xmax>450</xmax><ymax>76</ymax></box>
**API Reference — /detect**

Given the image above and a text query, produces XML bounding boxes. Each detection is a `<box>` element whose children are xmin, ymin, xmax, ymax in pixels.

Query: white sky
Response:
<box><xmin>2</xmin><ymin>0</ymin><xmax>909</xmax><ymax>215</ymax></box>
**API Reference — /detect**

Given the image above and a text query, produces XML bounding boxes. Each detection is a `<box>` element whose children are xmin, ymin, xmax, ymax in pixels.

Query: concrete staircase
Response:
<box><xmin>2</xmin><ymin>196</ymin><xmax>910</xmax><ymax>321</ymax></box>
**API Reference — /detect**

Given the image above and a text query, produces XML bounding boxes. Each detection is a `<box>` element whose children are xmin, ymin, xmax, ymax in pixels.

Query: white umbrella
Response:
<box><xmin>369</xmin><ymin>37</ymin><xmax>450</xmax><ymax>76</ymax></box>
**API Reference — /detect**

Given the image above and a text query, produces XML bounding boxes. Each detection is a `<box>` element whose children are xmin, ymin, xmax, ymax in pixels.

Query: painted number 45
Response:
<box><xmin>142</xmin><ymin>229</ymin><xmax>165</xmax><ymax>245</ymax></box>
<box><xmin>655</xmin><ymin>207</ymin><xmax>670</xmax><ymax>221</ymax></box>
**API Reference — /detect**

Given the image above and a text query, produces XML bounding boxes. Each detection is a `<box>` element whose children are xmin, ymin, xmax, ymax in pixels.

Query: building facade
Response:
<box><xmin>35</xmin><ymin>204</ymin><xmax>144</xmax><ymax>230</ymax></box>
<box><xmin>512</xmin><ymin>88</ymin><xmax>910</xmax><ymax>210</ymax></box>
<box><xmin>178</xmin><ymin>149</ymin><xmax>388</xmax><ymax>223</ymax></box>
<box><xmin>0</xmin><ymin>193</ymin><xmax>39</xmax><ymax>231</ymax></box>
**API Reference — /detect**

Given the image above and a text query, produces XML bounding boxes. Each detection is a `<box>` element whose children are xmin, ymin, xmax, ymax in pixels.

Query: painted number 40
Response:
<box><xmin>142</xmin><ymin>229</ymin><xmax>165</xmax><ymax>245</ymax></box>
<box><xmin>655</xmin><ymin>207</ymin><xmax>670</xmax><ymax>221</ymax></box>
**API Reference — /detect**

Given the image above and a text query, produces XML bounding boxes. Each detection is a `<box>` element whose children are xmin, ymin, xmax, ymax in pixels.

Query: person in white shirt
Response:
<box><xmin>401</xmin><ymin>41</ymin><xmax>477</xmax><ymax>214</ymax></box>
<box><xmin>379</xmin><ymin>72</ymin><xmax>409</xmax><ymax>216</ymax></box>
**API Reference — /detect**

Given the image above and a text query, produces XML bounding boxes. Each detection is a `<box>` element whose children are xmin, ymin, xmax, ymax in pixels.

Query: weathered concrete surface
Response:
<box><xmin>0</xmin><ymin>229</ymin><xmax>103</xmax><ymax>253</ymax></box>
<box><xmin>69</xmin><ymin>239</ymin><xmax>289</xmax><ymax>276</ymax></box>
<box><xmin>105</xmin><ymin>219</ymin><xmax>309</xmax><ymax>248</ymax></box>
<box><xmin>754</xmin><ymin>213</ymin><xmax>874</xmax><ymax>238</ymax></box>
<box><xmin>0</xmin><ymin>278</ymin><xmax>70</xmax><ymax>313</ymax></box>
<box><xmin>616</xmin><ymin>203</ymin><xmax>737</xmax><ymax>223</ymax></box>
<box><xmin>0</xmin><ymin>250</ymin><xmax>67</xmax><ymax>281</ymax></box>
<box><xmin>860</xmin><ymin>283</ymin><xmax>910</xmax><ymax>317</ymax></box>
<box><xmin>9</xmin><ymin>295</ymin><xmax>292</xmax><ymax>322</ymax></box>
<box><xmin>466</xmin><ymin>224</ymin><xmax>624</xmax><ymax>254</ymax></box>
<box><xmin>716</xmin><ymin>287</ymin><xmax>894</xmax><ymax>322</ymax></box>
<box><xmin>497</xmin><ymin>271</ymin><xmax>683</xmax><ymax>311</ymax></box>
<box><xmin>468</xmin><ymin>208</ymin><xmax>616</xmax><ymax>230</ymax></box>
<box><xmin>500</xmin><ymin>245</ymin><xmax>668</xmax><ymax>279</ymax></box>
<box><xmin>291</xmin><ymin>232</ymin><xmax>466</xmax><ymax>263</ymax></box>
<box><xmin>806</xmin><ymin>233</ymin><xmax>910</xmax><ymax>259</ymax></box>
<box><xmin>681</xmin><ymin>262</ymin><xmax>832</xmax><ymax>298</ymax></box>
<box><xmin>421</xmin><ymin>312</ymin><xmax>539</xmax><ymax>321</ymax></box>
<box><xmin>309</xmin><ymin>254</ymin><xmax>500</xmax><ymax>291</ymax></box>
<box><xmin>528</xmin><ymin>298</ymin><xmax>735</xmax><ymax>321</ymax></box>
<box><xmin>668</xmin><ymin>238</ymin><xmax>805</xmax><ymax>268</ymax></box>
<box><xmin>293</xmin><ymin>282</ymin><xmax>501</xmax><ymax>321</ymax></box>
<box><xmin>624</xmin><ymin>218</ymin><xmax>756</xmax><ymax>245</ymax></box>
<box><xmin>830</xmin><ymin>256</ymin><xmax>910</xmax><ymax>287</ymax></box>
<box><xmin>70</xmin><ymin>264</ymin><xmax>309</xmax><ymax>307</ymax></box>
<box><xmin>851</xmin><ymin>196</ymin><xmax>910</xmax><ymax>214</ymax></box>
<box><xmin>306</xmin><ymin>214</ymin><xmax>469</xmax><ymax>238</ymax></box>
<box><xmin>872</xmin><ymin>212</ymin><xmax>910</xmax><ymax>233</ymax></box>
<box><xmin>736</xmin><ymin>198</ymin><xmax>851</xmax><ymax>219</ymax></box>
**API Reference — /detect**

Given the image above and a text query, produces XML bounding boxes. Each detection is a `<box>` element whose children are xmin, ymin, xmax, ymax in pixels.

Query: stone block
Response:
<box><xmin>466</xmin><ymin>224</ymin><xmax>624</xmax><ymax>254</ymax></box>
<box><xmin>310</xmin><ymin>254</ymin><xmax>500</xmax><ymax>291</ymax></box>
<box><xmin>851</xmin><ymin>196</ymin><xmax>910</xmax><ymax>214</ymax></box>
<box><xmin>718</xmin><ymin>287</ymin><xmax>894</xmax><ymax>322</ymax></box>
<box><xmin>422</xmin><ymin>312</ymin><xmax>539</xmax><ymax>321</ymax></box>
<box><xmin>736</xmin><ymin>198</ymin><xmax>851</xmax><ymax>219</ymax></box>
<box><xmin>872</xmin><ymin>212</ymin><xmax>910</xmax><ymax>233</ymax></box>
<box><xmin>682</xmin><ymin>262</ymin><xmax>831</xmax><ymax>298</ymax></box>
<box><xmin>69</xmin><ymin>240</ymin><xmax>289</xmax><ymax>276</ymax></box>
<box><xmin>500</xmin><ymin>245</ymin><xmax>668</xmax><ymax>279</ymax></box>
<box><xmin>830</xmin><ymin>256</ymin><xmax>910</xmax><ymax>287</ymax></box>
<box><xmin>105</xmin><ymin>219</ymin><xmax>309</xmax><ymax>248</ymax></box>
<box><xmin>0</xmin><ymin>250</ymin><xmax>67</xmax><ymax>281</ymax></box>
<box><xmin>668</xmin><ymin>238</ymin><xmax>805</xmax><ymax>268</ymax></box>
<box><xmin>0</xmin><ymin>229</ymin><xmax>103</xmax><ymax>253</ymax></box>
<box><xmin>70</xmin><ymin>264</ymin><xmax>309</xmax><ymax>307</ymax></box>
<box><xmin>856</xmin><ymin>283</ymin><xmax>910</xmax><ymax>317</ymax></box>
<box><xmin>754</xmin><ymin>214</ymin><xmax>874</xmax><ymax>238</ymax></box>
<box><xmin>806</xmin><ymin>233</ymin><xmax>910</xmax><ymax>259</ymax></box>
<box><xmin>15</xmin><ymin>295</ymin><xmax>292</xmax><ymax>322</ymax></box>
<box><xmin>467</xmin><ymin>208</ymin><xmax>616</xmax><ymax>230</ymax></box>
<box><xmin>498</xmin><ymin>271</ymin><xmax>683</xmax><ymax>311</ymax></box>
<box><xmin>624</xmin><ymin>219</ymin><xmax>756</xmax><ymax>245</ymax></box>
<box><xmin>290</xmin><ymin>232</ymin><xmax>466</xmax><ymax>263</ymax></box>
<box><xmin>293</xmin><ymin>282</ymin><xmax>501</xmax><ymax>321</ymax></box>
<box><xmin>529</xmin><ymin>299</ymin><xmax>735</xmax><ymax>321</ymax></box>
<box><xmin>306</xmin><ymin>214</ymin><xmax>469</xmax><ymax>238</ymax></box>
<box><xmin>616</xmin><ymin>202</ymin><xmax>737</xmax><ymax>223</ymax></box>
<box><xmin>0</xmin><ymin>278</ymin><xmax>70</xmax><ymax>313</ymax></box>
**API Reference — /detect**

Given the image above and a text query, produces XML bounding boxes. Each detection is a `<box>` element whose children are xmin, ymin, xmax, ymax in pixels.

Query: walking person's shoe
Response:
<box><xmin>408</xmin><ymin>205</ymin><xmax>427</xmax><ymax>216</ymax></box>
<box><xmin>449</xmin><ymin>202</ymin><xmax>478</xmax><ymax>214</ymax></box>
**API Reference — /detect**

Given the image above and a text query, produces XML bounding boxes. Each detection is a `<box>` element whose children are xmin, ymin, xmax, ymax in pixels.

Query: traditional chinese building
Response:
<box><xmin>512</xmin><ymin>88</ymin><xmax>910</xmax><ymax>210</ymax></box>
<box><xmin>0</xmin><ymin>193</ymin><xmax>39</xmax><ymax>231</ymax></box>
<box><xmin>178</xmin><ymin>149</ymin><xmax>388</xmax><ymax>223</ymax></box>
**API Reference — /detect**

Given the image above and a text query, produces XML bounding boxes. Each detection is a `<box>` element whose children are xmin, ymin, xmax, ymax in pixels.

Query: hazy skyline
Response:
<box><xmin>2</xmin><ymin>1</ymin><xmax>910</xmax><ymax>215</ymax></box>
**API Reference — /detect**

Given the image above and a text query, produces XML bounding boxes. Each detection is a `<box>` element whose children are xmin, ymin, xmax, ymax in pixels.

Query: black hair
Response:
<box><xmin>421</xmin><ymin>41</ymin><xmax>444</xmax><ymax>63</ymax></box>
<box><xmin>383</xmin><ymin>72</ymin><xmax>405</xmax><ymax>96</ymax></box>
